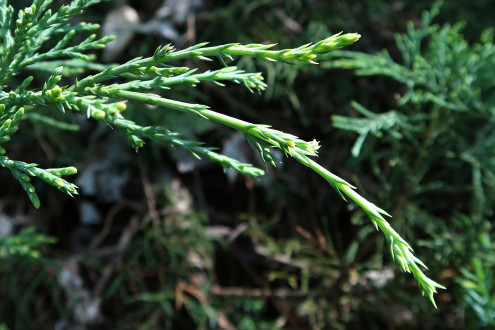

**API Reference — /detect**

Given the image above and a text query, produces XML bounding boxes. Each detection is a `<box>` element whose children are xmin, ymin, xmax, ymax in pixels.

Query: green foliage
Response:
<box><xmin>326</xmin><ymin>0</ymin><xmax>495</xmax><ymax>322</ymax></box>
<box><xmin>0</xmin><ymin>1</ymin><xmax>458</xmax><ymax>327</ymax></box>
<box><xmin>458</xmin><ymin>257</ymin><xmax>495</xmax><ymax>328</ymax></box>
<box><xmin>0</xmin><ymin>0</ymin><xmax>364</xmax><ymax>209</ymax></box>
<box><xmin>0</xmin><ymin>233</ymin><xmax>60</xmax><ymax>329</ymax></box>
<box><xmin>0</xmin><ymin>227</ymin><xmax>55</xmax><ymax>258</ymax></box>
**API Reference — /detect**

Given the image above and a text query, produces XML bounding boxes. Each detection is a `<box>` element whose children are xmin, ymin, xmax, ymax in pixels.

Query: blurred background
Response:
<box><xmin>1</xmin><ymin>0</ymin><xmax>495</xmax><ymax>329</ymax></box>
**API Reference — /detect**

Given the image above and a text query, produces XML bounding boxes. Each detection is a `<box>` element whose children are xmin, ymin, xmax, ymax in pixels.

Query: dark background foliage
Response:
<box><xmin>1</xmin><ymin>0</ymin><xmax>494</xmax><ymax>329</ymax></box>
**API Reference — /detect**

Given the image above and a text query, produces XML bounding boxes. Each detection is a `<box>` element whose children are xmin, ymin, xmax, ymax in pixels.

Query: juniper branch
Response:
<box><xmin>0</xmin><ymin>0</ymin><xmax>444</xmax><ymax>307</ymax></box>
<box><xmin>85</xmin><ymin>82</ymin><xmax>446</xmax><ymax>306</ymax></box>
<box><xmin>73</xmin><ymin>32</ymin><xmax>360</xmax><ymax>89</ymax></box>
